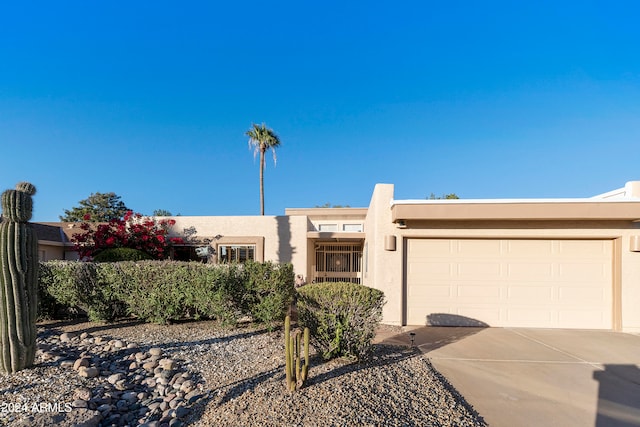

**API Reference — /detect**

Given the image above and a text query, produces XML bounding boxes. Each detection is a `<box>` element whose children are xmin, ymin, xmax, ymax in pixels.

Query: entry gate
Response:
<box><xmin>312</xmin><ymin>243</ymin><xmax>362</xmax><ymax>284</ymax></box>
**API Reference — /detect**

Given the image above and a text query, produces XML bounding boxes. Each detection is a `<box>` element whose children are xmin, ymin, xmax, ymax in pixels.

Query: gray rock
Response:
<box><xmin>79</xmin><ymin>366</ymin><xmax>99</xmax><ymax>378</ymax></box>
<box><xmin>175</xmin><ymin>406</ymin><xmax>190</xmax><ymax>419</ymax></box>
<box><xmin>122</xmin><ymin>391</ymin><xmax>138</xmax><ymax>402</ymax></box>
<box><xmin>72</xmin><ymin>399</ymin><xmax>89</xmax><ymax>408</ymax></box>
<box><xmin>159</xmin><ymin>358</ymin><xmax>177</xmax><ymax>370</ymax></box>
<box><xmin>107</xmin><ymin>373</ymin><xmax>125</xmax><ymax>384</ymax></box>
<box><xmin>59</xmin><ymin>332</ymin><xmax>75</xmax><ymax>342</ymax></box>
<box><xmin>143</xmin><ymin>360</ymin><xmax>159</xmax><ymax>371</ymax></box>
<box><xmin>73</xmin><ymin>387</ymin><xmax>92</xmax><ymax>401</ymax></box>
<box><xmin>73</xmin><ymin>357</ymin><xmax>90</xmax><ymax>370</ymax></box>
<box><xmin>179</xmin><ymin>380</ymin><xmax>194</xmax><ymax>393</ymax></box>
<box><xmin>59</xmin><ymin>359</ymin><xmax>74</xmax><ymax>369</ymax></box>
<box><xmin>184</xmin><ymin>390</ymin><xmax>203</xmax><ymax>404</ymax></box>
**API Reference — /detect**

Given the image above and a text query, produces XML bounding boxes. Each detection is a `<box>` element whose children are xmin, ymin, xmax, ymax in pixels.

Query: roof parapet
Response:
<box><xmin>592</xmin><ymin>181</ymin><xmax>640</xmax><ymax>200</ymax></box>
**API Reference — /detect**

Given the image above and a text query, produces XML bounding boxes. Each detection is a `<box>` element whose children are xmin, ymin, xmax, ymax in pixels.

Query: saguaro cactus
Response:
<box><xmin>0</xmin><ymin>182</ymin><xmax>38</xmax><ymax>373</ymax></box>
<box><xmin>284</xmin><ymin>315</ymin><xmax>310</xmax><ymax>391</ymax></box>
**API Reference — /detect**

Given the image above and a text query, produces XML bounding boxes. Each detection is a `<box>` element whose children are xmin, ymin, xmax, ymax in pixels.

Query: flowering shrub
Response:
<box><xmin>72</xmin><ymin>211</ymin><xmax>184</xmax><ymax>260</ymax></box>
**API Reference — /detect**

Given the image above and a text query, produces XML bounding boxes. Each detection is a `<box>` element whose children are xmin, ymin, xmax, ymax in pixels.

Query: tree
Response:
<box><xmin>427</xmin><ymin>193</ymin><xmax>459</xmax><ymax>200</ymax></box>
<box><xmin>246</xmin><ymin>123</ymin><xmax>281</xmax><ymax>215</ymax></box>
<box><xmin>153</xmin><ymin>209</ymin><xmax>173</xmax><ymax>216</ymax></box>
<box><xmin>60</xmin><ymin>192</ymin><xmax>130</xmax><ymax>222</ymax></box>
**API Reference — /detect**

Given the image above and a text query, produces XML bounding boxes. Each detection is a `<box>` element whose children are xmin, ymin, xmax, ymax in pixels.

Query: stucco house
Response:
<box><xmin>35</xmin><ymin>181</ymin><xmax>640</xmax><ymax>333</ymax></box>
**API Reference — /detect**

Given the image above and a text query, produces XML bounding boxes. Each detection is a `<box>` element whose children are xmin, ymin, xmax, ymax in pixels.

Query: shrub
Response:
<box><xmin>93</xmin><ymin>247</ymin><xmax>154</xmax><ymax>262</ymax></box>
<box><xmin>39</xmin><ymin>261</ymin><xmax>126</xmax><ymax>322</ymax></box>
<box><xmin>111</xmin><ymin>261</ymin><xmax>243</xmax><ymax>325</ymax></box>
<box><xmin>71</xmin><ymin>211</ymin><xmax>183</xmax><ymax>260</ymax></box>
<box><xmin>297</xmin><ymin>282</ymin><xmax>385</xmax><ymax>361</ymax></box>
<box><xmin>38</xmin><ymin>260</ymin><xmax>295</xmax><ymax>327</ymax></box>
<box><xmin>242</xmin><ymin>261</ymin><xmax>295</xmax><ymax>330</ymax></box>
<box><xmin>38</xmin><ymin>262</ymin><xmax>79</xmax><ymax>320</ymax></box>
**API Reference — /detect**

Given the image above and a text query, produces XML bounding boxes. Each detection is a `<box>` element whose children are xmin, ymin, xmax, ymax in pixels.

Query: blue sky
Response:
<box><xmin>1</xmin><ymin>1</ymin><xmax>639</xmax><ymax>222</ymax></box>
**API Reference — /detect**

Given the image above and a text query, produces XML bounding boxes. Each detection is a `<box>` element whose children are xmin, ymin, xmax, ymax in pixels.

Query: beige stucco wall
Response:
<box><xmin>363</xmin><ymin>184</ymin><xmax>404</xmax><ymax>325</ymax></box>
<box><xmin>364</xmin><ymin>184</ymin><xmax>640</xmax><ymax>332</ymax></box>
<box><xmin>167</xmin><ymin>215</ymin><xmax>309</xmax><ymax>279</ymax></box>
<box><xmin>38</xmin><ymin>242</ymin><xmax>65</xmax><ymax>261</ymax></box>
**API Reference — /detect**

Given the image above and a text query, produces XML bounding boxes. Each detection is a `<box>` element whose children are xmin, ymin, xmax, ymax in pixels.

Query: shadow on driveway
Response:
<box><xmin>594</xmin><ymin>364</ymin><xmax>640</xmax><ymax>426</ymax></box>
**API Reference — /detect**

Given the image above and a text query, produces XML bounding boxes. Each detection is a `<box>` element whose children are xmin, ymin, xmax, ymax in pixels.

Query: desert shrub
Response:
<box><xmin>39</xmin><ymin>261</ymin><xmax>126</xmax><ymax>322</ymax></box>
<box><xmin>185</xmin><ymin>263</ymin><xmax>245</xmax><ymax>326</ymax></box>
<box><xmin>93</xmin><ymin>248</ymin><xmax>153</xmax><ymax>262</ymax></box>
<box><xmin>109</xmin><ymin>261</ymin><xmax>245</xmax><ymax>325</ymax></box>
<box><xmin>242</xmin><ymin>261</ymin><xmax>295</xmax><ymax>330</ymax></box>
<box><xmin>39</xmin><ymin>260</ymin><xmax>294</xmax><ymax>326</ymax></box>
<box><xmin>111</xmin><ymin>261</ymin><xmax>194</xmax><ymax>324</ymax></box>
<box><xmin>297</xmin><ymin>282</ymin><xmax>385</xmax><ymax>361</ymax></box>
<box><xmin>38</xmin><ymin>262</ymin><xmax>73</xmax><ymax>320</ymax></box>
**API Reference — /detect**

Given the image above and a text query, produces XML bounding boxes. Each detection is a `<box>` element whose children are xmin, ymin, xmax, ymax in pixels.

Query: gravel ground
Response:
<box><xmin>0</xmin><ymin>319</ymin><xmax>487</xmax><ymax>426</ymax></box>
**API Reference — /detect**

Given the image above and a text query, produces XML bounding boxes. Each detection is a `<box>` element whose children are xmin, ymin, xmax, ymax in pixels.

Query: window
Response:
<box><xmin>318</xmin><ymin>224</ymin><xmax>338</xmax><ymax>232</ymax></box>
<box><xmin>219</xmin><ymin>245</ymin><xmax>256</xmax><ymax>263</ymax></box>
<box><xmin>342</xmin><ymin>223</ymin><xmax>363</xmax><ymax>232</ymax></box>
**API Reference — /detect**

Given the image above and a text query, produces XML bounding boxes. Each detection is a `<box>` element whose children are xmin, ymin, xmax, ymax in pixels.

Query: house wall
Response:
<box><xmin>363</xmin><ymin>184</ymin><xmax>640</xmax><ymax>332</ymax></box>
<box><xmin>167</xmin><ymin>215</ymin><xmax>309</xmax><ymax>278</ymax></box>
<box><xmin>363</xmin><ymin>184</ymin><xmax>404</xmax><ymax>325</ymax></box>
<box><xmin>38</xmin><ymin>242</ymin><xmax>65</xmax><ymax>261</ymax></box>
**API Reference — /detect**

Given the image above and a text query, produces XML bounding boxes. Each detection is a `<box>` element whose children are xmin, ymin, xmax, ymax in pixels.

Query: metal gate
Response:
<box><xmin>312</xmin><ymin>243</ymin><xmax>362</xmax><ymax>284</ymax></box>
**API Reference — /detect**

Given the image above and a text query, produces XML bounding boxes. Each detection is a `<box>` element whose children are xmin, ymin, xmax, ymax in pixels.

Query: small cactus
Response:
<box><xmin>0</xmin><ymin>182</ymin><xmax>38</xmax><ymax>373</ymax></box>
<box><xmin>284</xmin><ymin>315</ymin><xmax>310</xmax><ymax>391</ymax></box>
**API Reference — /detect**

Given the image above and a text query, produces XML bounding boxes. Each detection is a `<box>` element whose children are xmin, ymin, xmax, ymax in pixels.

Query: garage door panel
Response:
<box><xmin>408</xmin><ymin>284</ymin><xmax>452</xmax><ymax>298</ymax></box>
<box><xmin>506</xmin><ymin>263</ymin><xmax>554</xmax><ymax>279</ymax></box>
<box><xmin>559</xmin><ymin>310</ymin><xmax>608</xmax><ymax>325</ymax></box>
<box><xmin>406</xmin><ymin>238</ymin><xmax>613</xmax><ymax>329</ymax></box>
<box><xmin>558</xmin><ymin>240</ymin><xmax>609</xmax><ymax>256</ymax></box>
<box><xmin>558</xmin><ymin>263</ymin><xmax>609</xmax><ymax>281</ymax></box>
<box><xmin>558</xmin><ymin>286</ymin><xmax>609</xmax><ymax>302</ymax></box>
<box><xmin>408</xmin><ymin>261</ymin><xmax>451</xmax><ymax>277</ymax></box>
<box><xmin>457</xmin><ymin>262</ymin><xmax>501</xmax><ymax>278</ymax></box>
<box><xmin>507</xmin><ymin>286</ymin><xmax>554</xmax><ymax>302</ymax></box>
<box><xmin>506</xmin><ymin>239</ymin><xmax>554</xmax><ymax>255</ymax></box>
<box><xmin>457</xmin><ymin>285</ymin><xmax>501</xmax><ymax>298</ymax></box>
<box><xmin>408</xmin><ymin>239</ymin><xmax>450</xmax><ymax>254</ymax></box>
<box><xmin>457</xmin><ymin>240</ymin><xmax>502</xmax><ymax>256</ymax></box>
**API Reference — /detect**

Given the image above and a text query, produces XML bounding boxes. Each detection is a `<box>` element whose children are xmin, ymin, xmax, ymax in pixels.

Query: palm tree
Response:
<box><xmin>246</xmin><ymin>123</ymin><xmax>281</xmax><ymax>215</ymax></box>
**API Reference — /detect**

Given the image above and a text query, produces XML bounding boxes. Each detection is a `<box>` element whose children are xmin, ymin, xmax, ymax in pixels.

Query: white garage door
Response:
<box><xmin>405</xmin><ymin>239</ymin><xmax>613</xmax><ymax>329</ymax></box>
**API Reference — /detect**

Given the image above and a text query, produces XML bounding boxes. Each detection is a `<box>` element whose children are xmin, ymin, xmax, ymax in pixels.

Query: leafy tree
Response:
<box><xmin>153</xmin><ymin>209</ymin><xmax>173</xmax><ymax>216</ymax></box>
<box><xmin>60</xmin><ymin>192</ymin><xmax>130</xmax><ymax>222</ymax></box>
<box><xmin>427</xmin><ymin>193</ymin><xmax>459</xmax><ymax>200</ymax></box>
<box><xmin>246</xmin><ymin>123</ymin><xmax>281</xmax><ymax>215</ymax></box>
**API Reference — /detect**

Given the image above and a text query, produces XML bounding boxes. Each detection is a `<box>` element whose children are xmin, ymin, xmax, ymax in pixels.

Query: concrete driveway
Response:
<box><xmin>378</xmin><ymin>327</ymin><xmax>640</xmax><ymax>427</ymax></box>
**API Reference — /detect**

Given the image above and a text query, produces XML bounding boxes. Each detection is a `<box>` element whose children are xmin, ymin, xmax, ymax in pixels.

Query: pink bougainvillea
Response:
<box><xmin>71</xmin><ymin>211</ymin><xmax>184</xmax><ymax>260</ymax></box>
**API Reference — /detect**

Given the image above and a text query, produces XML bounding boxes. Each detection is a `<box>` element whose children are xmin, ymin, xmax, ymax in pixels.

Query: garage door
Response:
<box><xmin>405</xmin><ymin>239</ymin><xmax>613</xmax><ymax>329</ymax></box>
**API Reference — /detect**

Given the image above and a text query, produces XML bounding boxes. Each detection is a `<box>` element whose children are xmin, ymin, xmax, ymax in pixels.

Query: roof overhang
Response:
<box><xmin>306</xmin><ymin>232</ymin><xmax>364</xmax><ymax>240</ymax></box>
<box><xmin>391</xmin><ymin>200</ymin><xmax>640</xmax><ymax>222</ymax></box>
<box><xmin>285</xmin><ymin>207</ymin><xmax>367</xmax><ymax>219</ymax></box>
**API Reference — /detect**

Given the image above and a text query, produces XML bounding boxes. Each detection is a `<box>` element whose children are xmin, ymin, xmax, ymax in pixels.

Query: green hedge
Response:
<box><xmin>39</xmin><ymin>261</ymin><xmax>127</xmax><ymax>321</ymax></box>
<box><xmin>38</xmin><ymin>260</ymin><xmax>295</xmax><ymax>325</ymax></box>
<box><xmin>93</xmin><ymin>248</ymin><xmax>154</xmax><ymax>262</ymax></box>
<box><xmin>296</xmin><ymin>282</ymin><xmax>385</xmax><ymax>361</ymax></box>
<box><xmin>242</xmin><ymin>261</ymin><xmax>296</xmax><ymax>330</ymax></box>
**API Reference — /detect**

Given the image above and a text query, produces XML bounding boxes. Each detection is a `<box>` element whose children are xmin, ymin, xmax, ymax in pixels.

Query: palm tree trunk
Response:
<box><xmin>260</xmin><ymin>148</ymin><xmax>265</xmax><ymax>215</ymax></box>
